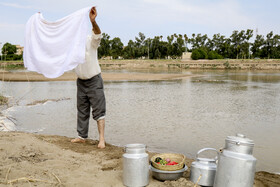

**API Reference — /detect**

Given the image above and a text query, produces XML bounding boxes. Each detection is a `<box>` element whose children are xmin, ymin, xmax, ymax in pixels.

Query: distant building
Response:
<box><xmin>15</xmin><ymin>45</ymin><xmax>24</xmax><ymax>55</ymax></box>
<box><xmin>101</xmin><ymin>56</ymin><xmax>113</xmax><ymax>60</ymax></box>
<box><xmin>182</xmin><ymin>52</ymin><xmax>192</xmax><ymax>60</ymax></box>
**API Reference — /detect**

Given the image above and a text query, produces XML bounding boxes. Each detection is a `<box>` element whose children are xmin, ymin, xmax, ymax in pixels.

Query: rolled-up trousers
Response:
<box><xmin>76</xmin><ymin>73</ymin><xmax>106</xmax><ymax>138</ymax></box>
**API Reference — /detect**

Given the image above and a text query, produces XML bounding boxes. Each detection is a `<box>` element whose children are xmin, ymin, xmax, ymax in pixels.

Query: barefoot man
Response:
<box><xmin>71</xmin><ymin>7</ymin><xmax>106</xmax><ymax>149</ymax></box>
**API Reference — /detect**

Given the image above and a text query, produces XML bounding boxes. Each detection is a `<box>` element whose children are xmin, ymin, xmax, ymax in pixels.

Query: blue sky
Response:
<box><xmin>0</xmin><ymin>0</ymin><xmax>280</xmax><ymax>49</ymax></box>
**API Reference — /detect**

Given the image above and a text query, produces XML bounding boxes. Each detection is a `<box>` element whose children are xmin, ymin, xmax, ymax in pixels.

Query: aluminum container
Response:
<box><xmin>190</xmin><ymin>148</ymin><xmax>218</xmax><ymax>186</ymax></box>
<box><xmin>122</xmin><ymin>144</ymin><xmax>149</xmax><ymax>187</ymax></box>
<box><xmin>214</xmin><ymin>133</ymin><xmax>257</xmax><ymax>187</ymax></box>
<box><xmin>150</xmin><ymin>164</ymin><xmax>188</xmax><ymax>181</ymax></box>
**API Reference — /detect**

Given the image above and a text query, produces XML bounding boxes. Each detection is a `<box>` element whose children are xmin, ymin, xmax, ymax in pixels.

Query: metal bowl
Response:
<box><xmin>150</xmin><ymin>164</ymin><xmax>188</xmax><ymax>181</ymax></box>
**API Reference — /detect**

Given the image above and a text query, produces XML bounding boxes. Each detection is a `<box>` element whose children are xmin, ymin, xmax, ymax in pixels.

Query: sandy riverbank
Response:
<box><xmin>0</xmin><ymin>71</ymin><xmax>193</xmax><ymax>82</ymax></box>
<box><xmin>0</xmin><ymin>132</ymin><xmax>279</xmax><ymax>187</ymax></box>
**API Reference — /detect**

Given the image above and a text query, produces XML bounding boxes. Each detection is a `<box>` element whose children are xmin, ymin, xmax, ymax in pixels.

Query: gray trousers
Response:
<box><xmin>76</xmin><ymin>73</ymin><xmax>106</xmax><ymax>138</ymax></box>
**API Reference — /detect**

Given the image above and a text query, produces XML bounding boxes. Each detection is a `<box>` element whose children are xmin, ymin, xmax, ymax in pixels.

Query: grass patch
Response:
<box><xmin>2</xmin><ymin>64</ymin><xmax>24</xmax><ymax>70</ymax></box>
<box><xmin>0</xmin><ymin>95</ymin><xmax>8</xmax><ymax>105</ymax></box>
<box><xmin>211</xmin><ymin>64</ymin><xmax>217</xmax><ymax>69</ymax></box>
<box><xmin>223</xmin><ymin>61</ymin><xmax>231</xmax><ymax>69</ymax></box>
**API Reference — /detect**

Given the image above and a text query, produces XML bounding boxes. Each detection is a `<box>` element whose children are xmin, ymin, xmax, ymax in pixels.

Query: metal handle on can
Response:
<box><xmin>196</xmin><ymin>148</ymin><xmax>219</xmax><ymax>161</ymax></box>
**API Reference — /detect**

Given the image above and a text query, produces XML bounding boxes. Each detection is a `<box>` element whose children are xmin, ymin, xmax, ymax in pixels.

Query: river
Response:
<box><xmin>0</xmin><ymin>69</ymin><xmax>280</xmax><ymax>173</ymax></box>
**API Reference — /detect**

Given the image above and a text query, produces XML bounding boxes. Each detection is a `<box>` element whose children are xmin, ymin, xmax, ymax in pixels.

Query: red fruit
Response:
<box><xmin>168</xmin><ymin>161</ymin><xmax>178</xmax><ymax>165</ymax></box>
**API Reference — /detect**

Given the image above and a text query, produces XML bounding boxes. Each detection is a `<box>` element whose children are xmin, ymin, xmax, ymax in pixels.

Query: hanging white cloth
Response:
<box><xmin>24</xmin><ymin>7</ymin><xmax>91</xmax><ymax>78</ymax></box>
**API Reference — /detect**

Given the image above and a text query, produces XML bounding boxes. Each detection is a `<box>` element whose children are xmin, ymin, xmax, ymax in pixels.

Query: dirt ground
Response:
<box><xmin>0</xmin><ymin>132</ymin><xmax>279</xmax><ymax>187</ymax></box>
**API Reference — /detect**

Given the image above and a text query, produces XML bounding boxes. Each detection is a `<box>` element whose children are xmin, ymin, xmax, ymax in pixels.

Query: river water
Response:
<box><xmin>1</xmin><ymin>69</ymin><xmax>280</xmax><ymax>173</ymax></box>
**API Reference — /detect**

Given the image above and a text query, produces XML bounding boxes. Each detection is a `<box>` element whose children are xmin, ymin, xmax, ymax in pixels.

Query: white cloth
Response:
<box><xmin>75</xmin><ymin>31</ymin><xmax>102</xmax><ymax>79</ymax></box>
<box><xmin>24</xmin><ymin>7</ymin><xmax>91</xmax><ymax>78</ymax></box>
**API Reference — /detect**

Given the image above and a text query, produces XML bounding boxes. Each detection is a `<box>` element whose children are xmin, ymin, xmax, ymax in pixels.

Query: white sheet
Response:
<box><xmin>24</xmin><ymin>7</ymin><xmax>91</xmax><ymax>78</ymax></box>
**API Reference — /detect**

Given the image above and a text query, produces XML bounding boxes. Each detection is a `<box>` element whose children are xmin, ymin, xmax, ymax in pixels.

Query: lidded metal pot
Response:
<box><xmin>190</xmin><ymin>148</ymin><xmax>218</xmax><ymax>186</ymax></box>
<box><xmin>122</xmin><ymin>144</ymin><xmax>149</xmax><ymax>187</ymax></box>
<box><xmin>214</xmin><ymin>133</ymin><xmax>257</xmax><ymax>187</ymax></box>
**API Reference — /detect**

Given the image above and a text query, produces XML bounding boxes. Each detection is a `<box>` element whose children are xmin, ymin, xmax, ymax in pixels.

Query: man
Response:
<box><xmin>71</xmin><ymin>7</ymin><xmax>106</xmax><ymax>149</ymax></box>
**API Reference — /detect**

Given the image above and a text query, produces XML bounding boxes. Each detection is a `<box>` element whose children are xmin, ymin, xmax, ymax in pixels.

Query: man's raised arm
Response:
<box><xmin>90</xmin><ymin>7</ymin><xmax>101</xmax><ymax>34</ymax></box>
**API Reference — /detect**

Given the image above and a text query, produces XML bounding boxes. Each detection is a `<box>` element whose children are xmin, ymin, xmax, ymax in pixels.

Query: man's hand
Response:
<box><xmin>90</xmin><ymin>6</ymin><xmax>101</xmax><ymax>34</ymax></box>
<box><xmin>90</xmin><ymin>7</ymin><xmax>97</xmax><ymax>24</ymax></box>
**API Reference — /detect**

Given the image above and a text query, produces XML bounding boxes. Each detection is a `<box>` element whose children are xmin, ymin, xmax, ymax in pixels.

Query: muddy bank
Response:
<box><xmin>0</xmin><ymin>132</ymin><xmax>279</xmax><ymax>187</ymax></box>
<box><xmin>0</xmin><ymin>71</ymin><xmax>193</xmax><ymax>82</ymax></box>
<box><xmin>98</xmin><ymin>59</ymin><xmax>280</xmax><ymax>70</ymax></box>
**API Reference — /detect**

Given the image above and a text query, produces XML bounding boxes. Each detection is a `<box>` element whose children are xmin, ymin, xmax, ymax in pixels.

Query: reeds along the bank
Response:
<box><xmin>0</xmin><ymin>166</ymin><xmax>62</xmax><ymax>186</ymax></box>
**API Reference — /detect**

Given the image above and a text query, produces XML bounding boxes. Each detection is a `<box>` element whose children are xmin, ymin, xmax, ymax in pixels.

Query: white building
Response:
<box><xmin>15</xmin><ymin>45</ymin><xmax>24</xmax><ymax>55</ymax></box>
<box><xmin>182</xmin><ymin>52</ymin><xmax>192</xmax><ymax>60</ymax></box>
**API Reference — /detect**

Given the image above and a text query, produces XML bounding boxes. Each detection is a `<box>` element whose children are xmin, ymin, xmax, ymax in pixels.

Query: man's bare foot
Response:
<box><xmin>71</xmin><ymin>138</ymin><xmax>85</xmax><ymax>143</ymax></box>
<box><xmin>98</xmin><ymin>140</ymin><xmax>105</xmax><ymax>149</ymax></box>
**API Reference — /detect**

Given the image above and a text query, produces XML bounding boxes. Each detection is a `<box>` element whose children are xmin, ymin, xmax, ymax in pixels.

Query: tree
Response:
<box><xmin>154</xmin><ymin>49</ymin><xmax>161</xmax><ymax>59</ymax></box>
<box><xmin>175</xmin><ymin>34</ymin><xmax>185</xmax><ymax>57</ymax></box>
<box><xmin>191</xmin><ymin>49</ymin><xmax>200</xmax><ymax>60</ymax></box>
<box><xmin>123</xmin><ymin>40</ymin><xmax>136</xmax><ymax>59</ymax></box>
<box><xmin>210</xmin><ymin>34</ymin><xmax>226</xmax><ymax>57</ymax></box>
<box><xmin>183</xmin><ymin>34</ymin><xmax>189</xmax><ymax>51</ymax></box>
<box><xmin>167</xmin><ymin>35</ymin><xmax>174</xmax><ymax>58</ymax></box>
<box><xmin>272</xmin><ymin>34</ymin><xmax>280</xmax><ymax>58</ymax></box>
<box><xmin>198</xmin><ymin>48</ymin><xmax>208</xmax><ymax>59</ymax></box>
<box><xmin>208</xmin><ymin>51</ymin><xmax>222</xmax><ymax>60</ymax></box>
<box><xmin>98</xmin><ymin>33</ymin><xmax>111</xmax><ymax>58</ymax></box>
<box><xmin>110</xmin><ymin>37</ymin><xmax>123</xmax><ymax>59</ymax></box>
<box><xmin>230</xmin><ymin>29</ymin><xmax>253</xmax><ymax>59</ymax></box>
<box><xmin>2</xmin><ymin>43</ymin><xmax>16</xmax><ymax>55</ymax></box>
<box><xmin>99</xmin><ymin>30</ymin><xmax>280</xmax><ymax>60</ymax></box>
<box><xmin>150</xmin><ymin>36</ymin><xmax>161</xmax><ymax>59</ymax></box>
<box><xmin>191</xmin><ymin>47</ymin><xmax>208</xmax><ymax>60</ymax></box>
<box><xmin>251</xmin><ymin>35</ymin><xmax>265</xmax><ymax>58</ymax></box>
<box><xmin>135</xmin><ymin>32</ymin><xmax>146</xmax><ymax>58</ymax></box>
<box><xmin>189</xmin><ymin>33</ymin><xmax>208</xmax><ymax>49</ymax></box>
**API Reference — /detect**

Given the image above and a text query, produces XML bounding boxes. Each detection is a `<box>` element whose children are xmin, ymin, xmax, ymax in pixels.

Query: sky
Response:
<box><xmin>0</xmin><ymin>0</ymin><xmax>280</xmax><ymax>50</ymax></box>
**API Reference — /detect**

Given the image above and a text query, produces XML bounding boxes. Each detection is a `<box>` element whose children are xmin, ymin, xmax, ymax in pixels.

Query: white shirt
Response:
<box><xmin>75</xmin><ymin>31</ymin><xmax>102</xmax><ymax>79</ymax></box>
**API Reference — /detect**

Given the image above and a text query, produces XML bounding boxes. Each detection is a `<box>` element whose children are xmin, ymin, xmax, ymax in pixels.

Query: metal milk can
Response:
<box><xmin>122</xmin><ymin>144</ymin><xmax>149</xmax><ymax>187</ymax></box>
<box><xmin>214</xmin><ymin>133</ymin><xmax>257</xmax><ymax>187</ymax></box>
<box><xmin>190</xmin><ymin>148</ymin><xmax>218</xmax><ymax>186</ymax></box>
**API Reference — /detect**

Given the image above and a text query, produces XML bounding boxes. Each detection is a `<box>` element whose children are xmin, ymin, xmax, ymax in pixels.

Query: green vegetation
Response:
<box><xmin>1</xmin><ymin>43</ymin><xmax>23</xmax><ymax>61</ymax></box>
<box><xmin>4</xmin><ymin>64</ymin><xmax>24</xmax><ymax>70</ymax></box>
<box><xmin>0</xmin><ymin>94</ymin><xmax>8</xmax><ymax>105</ymax></box>
<box><xmin>223</xmin><ymin>61</ymin><xmax>231</xmax><ymax>69</ymax></box>
<box><xmin>2</xmin><ymin>30</ymin><xmax>280</xmax><ymax>62</ymax></box>
<box><xmin>98</xmin><ymin>30</ymin><xmax>280</xmax><ymax>60</ymax></box>
<box><xmin>208</xmin><ymin>51</ymin><xmax>223</xmax><ymax>60</ymax></box>
<box><xmin>98</xmin><ymin>32</ymin><xmax>186</xmax><ymax>60</ymax></box>
<box><xmin>0</xmin><ymin>62</ymin><xmax>24</xmax><ymax>70</ymax></box>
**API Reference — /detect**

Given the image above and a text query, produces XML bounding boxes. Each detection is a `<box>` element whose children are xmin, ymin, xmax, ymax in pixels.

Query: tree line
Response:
<box><xmin>1</xmin><ymin>29</ymin><xmax>280</xmax><ymax>61</ymax></box>
<box><xmin>99</xmin><ymin>30</ymin><xmax>280</xmax><ymax>60</ymax></box>
<box><xmin>99</xmin><ymin>32</ymin><xmax>187</xmax><ymax>59</ymax></box>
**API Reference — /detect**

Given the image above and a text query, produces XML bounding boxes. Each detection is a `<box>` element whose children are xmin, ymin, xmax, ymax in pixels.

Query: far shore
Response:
<box><xmin>1</xmin><ymin>58</ymin><xmax>280</xmax><ymax>82</ymax></box>
<box><xmin>1</xmin><ymin>59</ymin><xmax>280</xmax><ymax>71</ymax></box>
